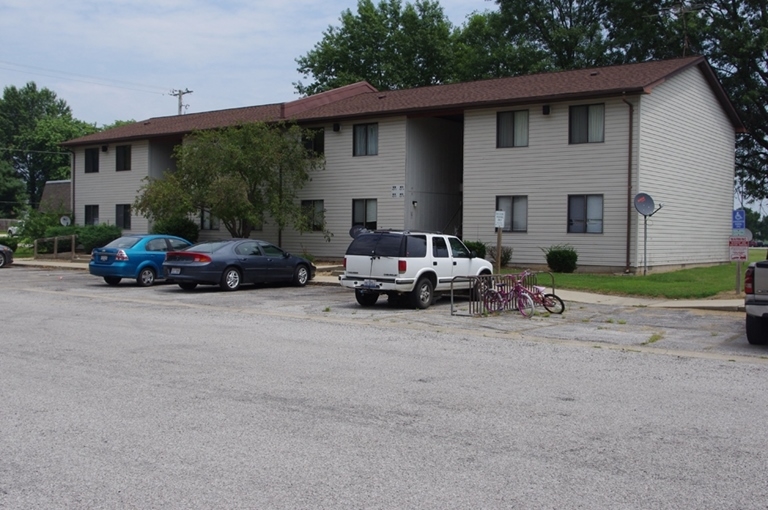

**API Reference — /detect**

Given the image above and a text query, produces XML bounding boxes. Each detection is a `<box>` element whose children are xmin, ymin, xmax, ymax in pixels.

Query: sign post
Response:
<box><xmin>732</xmin><ymin>210</ymin><xmax>748</xmax><ymax>293</ymax></box>
<box><xmin>494</xmin><ymin>211</ymin><xmax>505</xmax><ymax>274</ymax></box>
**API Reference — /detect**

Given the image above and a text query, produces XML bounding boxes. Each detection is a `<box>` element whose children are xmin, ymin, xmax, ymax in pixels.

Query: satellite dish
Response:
<box><xmin>634</xmin><ymin>193</ymin><xmax>655</xmax><ymax>216</ymax></box>
<box><xmin>60</xmin><ymin>215</ymin><xmax>71</xmax><ymax>226</ymax></box>
<box><xmin>349</xmin><ymin>225</ymin><xmax>369</xmax><ymax>239</ymax></box>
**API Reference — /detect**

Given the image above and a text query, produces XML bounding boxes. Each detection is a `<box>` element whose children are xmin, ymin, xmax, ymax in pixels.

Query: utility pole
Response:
<box><xmin>170</xmin><ymin>88</ymin><xmax>193</xmax><ymax>115</ymax></box>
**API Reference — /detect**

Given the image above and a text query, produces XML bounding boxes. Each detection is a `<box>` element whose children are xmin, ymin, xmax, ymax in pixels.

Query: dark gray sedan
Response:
<box><xmin>0</xmin><ymin>243</ymin><xmax>13</xmax><ymax>268</ymax></box>
<box><xmin>163</xmin><ymin>239</ymin><xmax>316</xmax><ymax>291</ymax></box>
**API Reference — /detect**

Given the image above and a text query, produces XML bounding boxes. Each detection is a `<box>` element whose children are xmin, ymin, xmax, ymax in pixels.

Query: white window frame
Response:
<box><xmin>568</xmin><ymin>194</ymin><xmax>603</xmax><ymax>233</ymax></box>
<box><xmin>569</xmin><ymin>104</ymin><xmax>605</xmax><ymax>144</ymax></box>
<box><xmin>496</xmin><ymin>110</ymin><xmax>529</xmax><ymax>148</ymax></box>
<box><xmin>496</xmin><ymin>195</ymin><xmax>528</xmax><ymax>232</ymax></box>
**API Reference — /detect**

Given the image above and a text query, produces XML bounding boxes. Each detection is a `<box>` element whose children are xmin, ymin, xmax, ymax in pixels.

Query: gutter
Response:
<box><xmin>622</xmin><ymin>96</ymin><xmax>634</xmax><ymax>273</ymax></box>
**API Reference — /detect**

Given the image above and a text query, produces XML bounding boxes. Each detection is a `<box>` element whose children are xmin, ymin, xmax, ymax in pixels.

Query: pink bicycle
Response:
<box><xmin>482</xmin><ymin>275</ymin><xmax>536</xmax><ymax>318</ymax></box>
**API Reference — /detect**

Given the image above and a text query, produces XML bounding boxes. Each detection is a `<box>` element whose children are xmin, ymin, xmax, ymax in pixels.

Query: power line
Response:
<box><xmin>0</xmin><ymin>60</ymin><xmax>169</xmax><ymax>96</ymax></box>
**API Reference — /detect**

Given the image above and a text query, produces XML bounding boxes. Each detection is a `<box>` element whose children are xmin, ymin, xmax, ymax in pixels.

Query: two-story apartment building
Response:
<box><xmin>62</xmin><ymin>55</ymin><xmax>745</xmax><ymax>272</ymax></box>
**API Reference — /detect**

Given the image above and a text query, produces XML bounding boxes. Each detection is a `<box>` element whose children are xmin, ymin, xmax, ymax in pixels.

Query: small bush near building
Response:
<box><xmin>37</xmin><ymin>225</ymin><xmax>79</xmax><ymax>253</ymax></box>
<box><xmin>78</xmin><ymin>224</ymin><xmax>122</xmax><ymax>253</ymax></box>
<box><xmin>151</xmin><ymin>216</ymin><xmax>200</xmax><ymax>243</ymax></box>
<box><xmin>464</xmin><ymin>240</ymin><xmax>487</xmax><ymax>259</ymax></box>
<box><xmin>542</xmin><ymin>244</ymin><xmax>578</xmax><ymax>273</ymax></box>
<box><xmin>488</xmin><ymin>245</ymin><xmax>513</xmax><ymax>267</ymax></box>
<box><xmin>2</xmin><ymin>237</ymin><xmax>18</xmax><ymax>251</ymax></box>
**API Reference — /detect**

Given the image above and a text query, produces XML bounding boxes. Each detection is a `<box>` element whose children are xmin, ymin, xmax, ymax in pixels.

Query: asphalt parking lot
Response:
<box><xmin>3</xmin><ymin>265</ymin><xmax>763</xmax><ymax>362</ymax></box>
<box><xmin>2</xmin><ymin>266</ymin><xmax>768</xmax><ymax>508</ymax></box>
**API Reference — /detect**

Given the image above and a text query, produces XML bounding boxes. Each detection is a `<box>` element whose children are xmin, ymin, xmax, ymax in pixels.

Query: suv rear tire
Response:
<box><xmin>410</xmin><ymin>277</ymin><xmax>434</xmax><ymax>309</ymax></box>
<box><xmin>355</xmin><ymin>289</ymin><xmax>379</xmax><ymax>306</ymax></box>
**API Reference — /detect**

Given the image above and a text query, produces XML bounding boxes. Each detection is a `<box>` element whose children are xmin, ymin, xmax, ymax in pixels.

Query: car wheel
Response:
<box><xmin>293</xmin><ymin>264</ymin><xmax>309</xmax><ymax>287</ymax></box>
<box><xmin>178</xmin><ymin>282</ymin><xmax>198</xmax><ymax>291</ymax></box>
<box><xmin>137</xmin><ymin>267</ymin><xmax>156</xmax><ymax>287</ymax></box>
<box><xmin>746</xmin><ymin>314</ymin><xmax>768</xmax><ymax>345</ymax></box>
<box><xmin>220</xmin><ymin>267</ymin><xmax>241</xmax><ymax>291</ymax></box>
<box><xmin>0</xmin><ymin>253</ymin><xmax>5</xmax><ymax>268</ymax></box>
<box><xmin>355</xmin><ymin>289</ymin><xmax>379</xmax><ymax>306</ymax></box>
<box><xmin>104</xmin><ymin>276</ymin><xmax>122</xmax><ymax>286</ymax></box>
<box><xmin>410</xmin><ymin>277</ymin><xmax>434</xmax><ymax>309</ymax></box>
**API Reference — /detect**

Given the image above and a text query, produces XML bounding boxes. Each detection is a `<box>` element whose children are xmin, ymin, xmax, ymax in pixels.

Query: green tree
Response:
<box><xmin>295</xmin><ymin>0</ymin><xmax>455</xmax><ymax>95</ymax></box>
<box><xmin>0</xmin><ymin>160</ymin><xmax>26</xmax><ymax>216</ymax></box>
<box><xmin>0</xmin><ymin>82</ymin><xmax>96</xmax><ymax>207</ymax></box>
<box><xmin>134</xmin><ymin>122</ymin><xmax>326</xmax><ymax>245</ymax></box>
<box><xmin>100</xmin><ymin>119</ymin><xmax>136</xmax><ymax>131</ymax></box>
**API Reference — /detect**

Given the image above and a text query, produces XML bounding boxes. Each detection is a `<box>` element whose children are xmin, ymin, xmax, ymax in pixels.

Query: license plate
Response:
<box><xmin>170</xmin><ymin>267</ymin><xmax>181</xmax><ymax>275</ymax></box>
<box><xmin>361</xmin><ymin>279</ymin><xmax>376</xmax><ymax>288</ymax></box>
<box><xmin>100</xmin><ymin>255</ymin><xmax>107</xmax><ymax>261</ymax></box>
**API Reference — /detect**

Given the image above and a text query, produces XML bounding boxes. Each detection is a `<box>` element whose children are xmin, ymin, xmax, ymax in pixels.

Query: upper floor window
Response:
<box><xmin>301</xmin><ymin>199</ymin><xmax>325</xmax><ymax>231</ymax></box>
<box><xmin>353</xmin><ymin>123</ymin><xmax>378</xmax><ymax>156</ymax></box>
<box><xmin>85</xmin><ymin>205</ymin><xmax>99</xmax><ymax>226</ymax></box>
<box><xmin>352</xmin><ymin>198</ymin><xmax>377</xmax><ymax>230</ymax></box>
<box><xmin>303</xmin><ymin>128</ymin><xmax>325</xmax><ymax>155</ymax></box>
<box><xmin>496</xmin><ymin>195</ymin><xmax>528</xmax><ymax>232</ymax></box>
<box><xmin>497</xmin><ymin>110</ymin><xmax>529</xmax><ymax>148</ymax></box>
<box><xmin>85</xmin><ymin>148</ymin><xmax>99</xmax><ymax>173</ymax></box>
<box><xmin>116</xmin><ymin>145</ymin><xmax>131</xmax><ymax>171</ymax></box>
<box><xmin>568</xmin><ymin>194</ymin><xmax>603</xmax><ymax>233</ymax></box>
<box><xmin>115</xmin><ymin>204</ymin><xmax>131</xmax><ymax>229</ymax></box>
<box><xmin>569</xmin><ymin>104</ymin><xmax>604</xmax><ymax>144</ymax></box>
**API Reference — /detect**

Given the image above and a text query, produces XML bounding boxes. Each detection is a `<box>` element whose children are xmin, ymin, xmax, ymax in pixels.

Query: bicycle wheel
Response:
<box><xmin>543</xmin><ymin>293</ymin><xmax>565</xmax><ymax>314</ymax></box>
<box><xmin>483</xmin><ymin>289</ymin><xmax>503</xmax><ymax>313</ymax></box>
<box><xmin>516</xmin><ymin>292</ymin><xmax>535</xmax><ymax>318</ymax></box>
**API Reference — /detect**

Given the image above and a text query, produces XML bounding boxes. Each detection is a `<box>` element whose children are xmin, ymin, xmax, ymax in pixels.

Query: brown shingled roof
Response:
<box><xmin>62</xmin><ymin>56</ymin><xmax>744</xmax><ymax>147</ymax></box>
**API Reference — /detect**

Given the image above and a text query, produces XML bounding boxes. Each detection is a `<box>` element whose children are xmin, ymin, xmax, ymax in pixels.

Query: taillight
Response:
<box><xmin>745</xmin><ymin>266</ymin><xmax>754</xmax><ymax>295</ymax></box>
<box><xmin>343</xmin><ymin>257</ymin><xmax>347</xmax><ymax>269</ymax></box>
<box><xmin>115</xmin><ymin>249</ymin><xmax>128</xmax><ymax>261</ymax></box>
<box><xmin>90</xmin><ymin>250</ymin><xmax>95</xmax><ymax>261</ymax></box>
<box><xmin>398</xmin><ymin>260</ymin><xmax>407</xmax><ymax>273</ymax></box>
<box><xmin>192</xmin><ymin>254</ymin><xmax>212</xmax><ymax>263</ymax></box>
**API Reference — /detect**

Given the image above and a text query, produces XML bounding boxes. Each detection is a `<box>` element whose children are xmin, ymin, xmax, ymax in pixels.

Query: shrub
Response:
<box><xmin>542</xmin><ymin>244</ymin><xmax>578</xmax><ymax>273</ymax></box>
<box><xmin>488</xmin><ymin>245</ymin><xmax>513</xmax><ymax>267</ymax></box>
<box><xmin>78</xmin><ymin>224</ymin><xmax>123</xmax><ymax>253</ymax></box>
<box><xmin>151</xmin><ymin>216</ymin><xmax>200</xmax><ymax>243</ymax></box>
<box><xmin>464</xmin><ymin>240</ymin><xmax>487</xmax><ymax>259</ymax></box>
<box><xmin>2</xmin><ymin>237</ymin><xmax>18</xmax><ymax>251</ymax></box>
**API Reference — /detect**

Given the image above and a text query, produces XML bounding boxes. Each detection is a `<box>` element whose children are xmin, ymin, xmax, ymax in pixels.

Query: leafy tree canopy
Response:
<box><xmin>0</xmin><ymin>82</ymin><xmax>97</xmax><ymax>210</ymax></box>
<box><xmin>133</xmin><ymin>122</ymin><xmax>327</xmax><ymax>244</ymax></box>
<box><xmin>295</xmin><ymin>0</ymin><xmax>455</xmax><ymax>95</ymax></box>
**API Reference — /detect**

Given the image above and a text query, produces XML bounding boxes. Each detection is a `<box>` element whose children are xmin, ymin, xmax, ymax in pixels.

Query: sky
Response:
<box><xmin>0</xmin><ymin>0</ymin><xmax>490</xmax><ymax>127</ymax></box>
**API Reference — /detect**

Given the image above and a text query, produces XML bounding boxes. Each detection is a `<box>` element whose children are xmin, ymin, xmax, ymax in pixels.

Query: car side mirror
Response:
<box><xmin>469</xmin><ymin>250</ymin><xmax>477</xmax><ymax>258</ymax></box>
<box><xmin>284</xmin><ymin>252</ymin><xmax>290</xmax><ymax>258</ymax></box>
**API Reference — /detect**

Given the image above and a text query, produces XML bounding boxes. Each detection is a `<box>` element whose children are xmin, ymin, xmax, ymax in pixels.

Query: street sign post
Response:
<box><xmin>494</xmin><ymin>211</ymin><xmax>505</xmax><ymax>274</ymax></box>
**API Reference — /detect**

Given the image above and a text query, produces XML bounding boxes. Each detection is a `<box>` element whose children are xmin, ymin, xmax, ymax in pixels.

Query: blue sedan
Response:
<box><xmin>90</xmin><ymin>234</ymin><xmax>192</xmax><ymax>286</ymax></box>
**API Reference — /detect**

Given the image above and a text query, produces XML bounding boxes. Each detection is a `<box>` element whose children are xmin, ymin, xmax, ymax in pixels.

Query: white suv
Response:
<box><xmin>339</xmin><ymin>230</ymin><xmax>493</xmax><ymax>309</ymax></box>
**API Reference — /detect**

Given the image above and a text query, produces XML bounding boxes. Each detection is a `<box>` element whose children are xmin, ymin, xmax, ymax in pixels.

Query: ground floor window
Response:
<box><xmin>353</xmin><ymin>198</ymin><xmax>377</xmax><ymax>230</ymax></box>
<box><xmin>200</xmin><ymin>208</ymin><xmax>220</xmax><ymax>230</ymax></box>
<box><xmin>568</xmin><ymin>194</ymin><xmax>603</xmax><ymax>233</ymax></box>
<box><xmin>301</xmin><ymin>199</ymin><xmax>325</xmax><ymax>231</ymax></box>
<box><xmin>116</xmin><ymin>204</ymin><xmax>131</xmax><ymax>229</ymax></box>
<box><xmin>496</xmin><ymin>195</ymin><xmax>528</xmax><ymax>232</ymax></box>
<box><xmin>85</xmin><ymin>205</ymin><xmax>99</xmax><ymax>226</ymax></box>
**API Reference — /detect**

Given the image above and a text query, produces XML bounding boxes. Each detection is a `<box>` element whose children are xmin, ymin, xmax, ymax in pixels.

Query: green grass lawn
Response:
<box><xmin>511</xmin><ymin>248</ymin><xmax>765</xmax><ymax>300</ymax></box>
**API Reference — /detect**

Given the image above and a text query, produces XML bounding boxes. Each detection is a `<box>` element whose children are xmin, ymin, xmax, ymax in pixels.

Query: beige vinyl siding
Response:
<box><xmin>74</xmin><ymin>141</ymin><xmax>150</xmax><ymax>233</ymax></box>
<box><xmin>463</xmin><ymin>100</ymin><xmax>632</xmax><ymax>269</ymax></box>
<box><xmin>636</xmin><ymin>66</ymin><xmax>735</xmax><ymax>268</ymax></box>
<box><xmin>280</xmin><ymin>117</ymin><xmax>407</xmax><ymax>258</ymax></box>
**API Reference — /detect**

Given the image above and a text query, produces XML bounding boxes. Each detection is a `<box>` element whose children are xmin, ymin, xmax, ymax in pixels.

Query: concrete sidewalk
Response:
<box><xmin>9</xmin><ymin>257</ymin><xmax>744</xmax><ymax>312</ymax></box>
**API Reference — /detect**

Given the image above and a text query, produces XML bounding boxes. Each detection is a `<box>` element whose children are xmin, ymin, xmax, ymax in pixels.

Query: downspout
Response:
<box><xmin>622</xmin><ymin>97</ymin><xmax>634</xmax><ymax>273</ymax></box>
<box><xmin>68</xmin><ymin>149</ymin><xmax>75</xmax><ymax>224</ymax></box>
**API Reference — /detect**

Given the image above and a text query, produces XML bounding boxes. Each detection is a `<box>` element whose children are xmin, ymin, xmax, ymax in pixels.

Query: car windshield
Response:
<box><xmin>105</xmin><ymin>237</ymin><xmax>141</xmax><ymax>249</ymax></box>
<box><xmin>185</xmin><ymin>241</ymin><xmax>231</xmax><ymax>253</ymax></box>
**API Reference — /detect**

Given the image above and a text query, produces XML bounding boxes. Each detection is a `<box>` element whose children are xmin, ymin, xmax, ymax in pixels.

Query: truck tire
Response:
<box><xmin>746</xmin><ymin>314</ymin><xmax>768</xmax><ymax>345</ymax></box>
